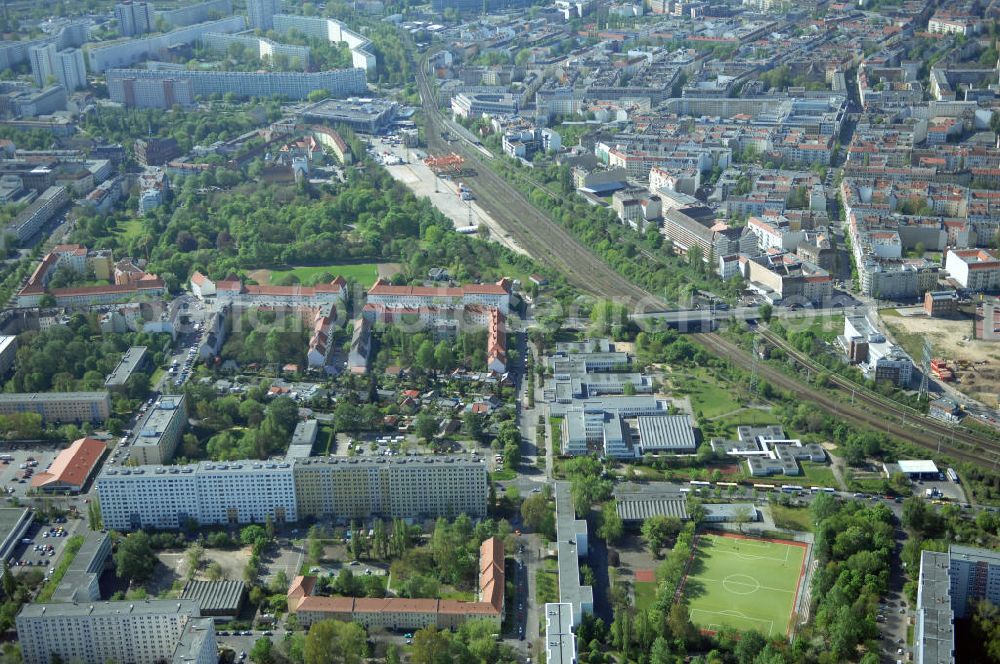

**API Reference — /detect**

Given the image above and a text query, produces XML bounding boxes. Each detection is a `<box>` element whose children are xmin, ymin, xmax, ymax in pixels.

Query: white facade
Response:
<box><xmin>247</xmin><ymin>0</ymin><xmax>282</xmax><ymax>29</ymax></box>
<box><xmin>29</xmin><ymin>44</ymin><xmax>86</xmax><ymax>91</ymax></box>
<box><xmin>97</xmin><ymin>461</ymin><xmax>296</xmax><ymax>531</ymax></box>
<box><xmin>98</xmin><ymin>456</ymin><xmax>488</xmax><ymax>530</ymax></box>
<box><xmin>272</xmin><ymin>14</ymin><xmax>376</xmax><ymax>70</ymax></box>
<box><xmin>88</xmin><ymin>16</ymin><xmax>246</xmax><ymax>72</ymax></box>
<box><xmin>114</xmin><ymin>1</ymin><xmax>153</xmax><ymax>36</ymax></box>
<box><xmin>201</xmin><ymin>32</ymin><xmax>309</xmax><ymax>69</ymax></box>
<box><xmin>945</xmin><ymin>249</ymin><xmax>1000</xmax><ymax>291</ymax></box>
<box><xmin>17</xmin><ymin>601</ymin><xmax>216</xmax><ymax>664</ymax></box>
<box><xmin>107</xmin><ymin>67</ymin><xmax>365</xmax><ymax>107</ymax></box>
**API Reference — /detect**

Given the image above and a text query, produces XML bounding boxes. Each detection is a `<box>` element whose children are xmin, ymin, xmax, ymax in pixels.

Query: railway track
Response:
<box><xmin>415</xmin><ymin>56</ymin><xmax>652</xmax><ymax>303</ymax></box>
<box><xmin>756</xmin><ymin>329</ymin><xmax>1000</xmax><ymax>457</ymax></box>
<box><xmin>412</xmin><ymin>48</ymin><xmax>1000</xmax><ymax>469</ymax></box>
<box><xmin>692</xmin><ymin>332</ymin><xmax>1000</xmax><ymax>467</ymax></box>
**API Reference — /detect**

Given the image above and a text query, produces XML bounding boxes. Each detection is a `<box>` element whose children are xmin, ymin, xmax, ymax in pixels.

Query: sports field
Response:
<box><xmin>682</xmin><ymin>533</ymin><xmax>807</xmax><ymax>637</ymax></box>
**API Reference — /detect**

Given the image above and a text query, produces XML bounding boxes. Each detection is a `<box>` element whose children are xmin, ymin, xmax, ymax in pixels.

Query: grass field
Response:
<box><xmin>115</xmin><ymin>219</ymin><xmax>145</xmax><ymax>243</ymax></box>
<box><xmin>769</xmin><ymin>505</ymin><xmax>814</xmax><ymax>532</ymax></box>
<box><xmin>252</xmin><ymin>263</ymin><xmax>380</xmax><ymax>287</ymax></box>
<box><xmin>634</xmin><ymin>580</ymin><xmax>657</xmax><ymax>611</ymax></box>
<box><xmin>683</xmin><ymin>533</ymin><xmax>807</xmax><ymax>637</ymax></box>
<box><xmin>673</xmin><ymin>369</ymin><xmax>740</xmax><ymax>419</ymax></box>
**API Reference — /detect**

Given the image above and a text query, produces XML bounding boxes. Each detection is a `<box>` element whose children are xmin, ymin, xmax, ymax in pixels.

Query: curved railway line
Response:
<box><xmin>415</xmin><ymin>55</ymin><xmax>652</xmax><ymax>303</ymax></box>
<box><xmin>694</xmin><ymin>333</ymin><xmax>1000</xmax><ymax>467</ymax></box>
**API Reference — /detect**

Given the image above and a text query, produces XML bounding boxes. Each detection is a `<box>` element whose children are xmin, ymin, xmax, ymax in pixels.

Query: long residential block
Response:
<box><xmin>86</xmin><ymin>17</ymin><xmax>247</xmax><ymax>72</ymax></box>
<box><xmin>97</xmin><ymin>456</ymin><xmax>488</xmax><ymax>531</ymax></box>
<box><xmin>17</xmin><ymin>600</ymin><xmax>216</xmax><ymax>664</ymax></box>
<box><xmin>272</xmin><ymin>14</ymin><xmax>376</xmax><ymax>70</ymax></box>
<box><xmin>0</xmin><ymin>392</ymin><xmax>111</xmax><ymax>423</ymax></box>
<box><xmin>107</xmin><ymin>67</ymin><xmax>366</xmax><ymax>108</ymax></box>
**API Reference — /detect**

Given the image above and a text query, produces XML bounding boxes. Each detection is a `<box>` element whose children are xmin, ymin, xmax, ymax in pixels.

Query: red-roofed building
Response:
<box><xmin>30</xmin><ymin>437</ymin><xmax>106</xmax><ymax>493</ymax></box>
<box><xmin>367</xmin><ymin>278</ymin><xmax>510</xmax><ymax>314</ymax></box>
<box><xmin>487</xmin><ymin>309</ymin><xmax>506</xmax><ymax>374</ymax></box>
<box><xmin>288</xmin><ymin>537</ymin><xmax>504</xmax><ymax>630</ymax></box>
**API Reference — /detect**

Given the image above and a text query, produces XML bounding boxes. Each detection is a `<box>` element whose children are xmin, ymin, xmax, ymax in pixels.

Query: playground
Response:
<box><xmin>681</xmin><ymin>533</ymin><xmax>807</xmax><ymax>637</ymax></box>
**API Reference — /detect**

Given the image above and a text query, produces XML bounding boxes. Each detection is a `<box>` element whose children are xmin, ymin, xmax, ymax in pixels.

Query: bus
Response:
<box><xmin>752</xmin><ymin>483</ymin><xmax>776</xmax><ymax>491</ymax></box>
<box><xmin>946</xmin><ymin>468</ymin><xmax>959</xmax><ymax>483</ymax></box>
<box><xmin>679</xmin><ymin>488</ymin><xmax>692</xmax><ymax>494</ymax></box>
<box><xmin>820</xmin><ymin>487</ymin><xmax>836</xmax><ymax>493</ymax></box>
<box><xmin>716</xmin><ymin>482</ymin><xmax>739</xmax><ymax>488</ymax></box>
<box><xmin>781</xmin><ymin>484</ymin><xmax>804</xmax><ymax>493</ymax></box>
<box><xmin>689</xmin><ymin>480</ymin><xmax>712</xmax><ymax>487</ymax></box>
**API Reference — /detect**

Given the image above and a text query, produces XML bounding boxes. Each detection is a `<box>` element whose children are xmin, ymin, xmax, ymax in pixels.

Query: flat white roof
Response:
<box><xmin>897</xmin><ymin>459</ymin><xmax>939</xmax><ymax>474</ymax></box>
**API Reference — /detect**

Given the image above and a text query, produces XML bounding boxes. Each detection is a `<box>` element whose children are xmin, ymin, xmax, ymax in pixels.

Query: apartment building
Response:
<box><xmin>271</xmin><ymin>14</ymin><xmax>376</xmax><ymax>70</ymax></box>
<box><xmin>156</xmin><ymin>0</ymin><xmax>232</xmax><ymax>28</ymax></box>
<box><xmin>948</xmin><ymin>544</ymin><xmax>1000</xmax><ymax>618</ymax></box>
<box><xmin>945</xmin><ymin>249</ymin><xmax>1000</xmax><ymax>291</ymax></box>
<box><xmin>0</xmin><ymin>392</ymin><xmax>110</xmax><ymax>423</ymax></box>
<box><xmin>97</xmin><ymin>456</ymin><xmax>487</xmax><ymax>531</ymax></box>
<box><xmin>367</xmin><ymin>279</ymin><xmax>510</xmax><ymax>315</ymax></box>
<box><xmin>105</xmin><ymin>346</ymin><xmax>150</xmax><ymax>391</ymax></box>
<box><xmin>916</xmin><ymin>545</ymin><xmax>1000</xmax><ymax>664</ymax></box>
<box><xmin>201</xmin><ymin>32</ymin><xmax>309</xmax><ymax>69</ymax></box>
<box><xmin>288</xmin><ymin>537</ymin><xmax>504</xmax><ymax>629</ymax></box>
<box><xmin>97</xmin><ymin>460</ymin><xmax>297</xmax><ymax>531</ymax></box>
<box><xmin>742</xmin><ymin>250</ymin><xmax>833</xmax><ymax>305</ymax></box>
<box><xmin>107</xmin><ymin>68</ymin><xmax>366</xmax><ymax>108</ymax></box>
<box><xmin>129</xmin><ymin>396</ymin><xmax>187</xmax><ymax>466</ymax></box>
<box><xmin>293</xmin><ymin>456</ymin><xmax>488</xmax><ymax>521</ymax></box>
<box><xmin>28</xmin><ymin>44</ymin><xmax>86</xmax><ymax>91</ymax></box>
<box><xmin>487</xmin><ymin>309</ymin><xmax>507</xmax><ymax>374</ymax></box>
<box><xmin>17</xmin><ymin>600</ymin><xmax>216</xmax><ymax>664</ymax></box>
<box><xmin>661</xmin><ymin>207</ymin><xmax>743</xmax><ymax>262</ymax></box>
<box><xmin>88</xmin><ymin>17</ymin><xmax>247</xmax><ymax>72</ymax></box>
<box><xmin>247</xmin><ymin>0</ymin><xmax>282</xmax><ymax>29</ymax></box>
<box><xmin>6</xmin><ymin>186</ymin><xmax>69</xmax><ymax>244</ymax></box>
<box><xmin>109</xmin><ymin>75</ymin><xmax>194</xmax><ymax>109</ymax></box>
<box><xmin>207</xmin><ymin>273</ymin><xmax>347</xmax><ymax>308</ymax></box>
<box><xmin>114</xmin><ymin>1</ymin><xmax>153</xmax><ymax>36</ymax></box>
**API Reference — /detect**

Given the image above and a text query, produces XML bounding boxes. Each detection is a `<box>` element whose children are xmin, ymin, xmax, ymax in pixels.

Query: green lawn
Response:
<box><xmin>684</xmin><ymin>533</ymin><xmax>807</xmax><ymax>637</ymax></box>
<box><xmin>769</xmin><ymin>505</ymin><xmax>814</xmax><ymax>532</ymax></box>
<box><xmin>491</xmin><ymin>469</ymin><xmax>516</xmax><ymax>481</ymax></box>
<box><xmin>779</xmin><ymin>313</ymin><xmax>844</xmax><ymax>343</ymax></box>
<box><xmin>799</xmin><ymin>463</ymin><xmax>839</xmax><ymax>488</ymax></box>
<box><xmin>549</xmin><ymin>417</ymin><xmax>562</xmax><ymax>456</ymax></box>
<box><xmin>766</xmin><ymin>463</ymin><xmax>839</xmax><ymax>490</ymax></box>
<box><xmin>711</xmin><ymin>408</ymin><xmax>776</xmax><ymax>434</ymax></box>
<box><xmin>634</xmin><ymin>580</ymin><xmax>657</xmax><ymax>611</ymax></box>
<box><xmin>536</xmin><ymin>560</ymin><xmax>559</xmax><ymax>606</ymax></box>
<box><xmin>673</xmin><ymin>370</ymin><xmax>740</xmax><ymax>419</ymax></box>
<box><xmin>261</xmin><ymin>263</ymin><xmax>380</xmax><ymax>287</ymax></box>
<box><xmin>115</xmin><ymin>218</ymin><xmax>145</xmax><ymax>243</ymax></box>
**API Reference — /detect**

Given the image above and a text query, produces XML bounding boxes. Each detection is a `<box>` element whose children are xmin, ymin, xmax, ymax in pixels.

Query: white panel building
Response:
<box><xmin>17</xmin><ymin>600</ymin><xmax>216</xmax><ymax>664</ymax></box>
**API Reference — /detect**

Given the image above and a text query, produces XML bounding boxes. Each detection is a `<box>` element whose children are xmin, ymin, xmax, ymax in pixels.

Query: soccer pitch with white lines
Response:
<box><xmin>681</xmin><ymin>533</ymin><xmax>807</xmax><ymax>637</ymax></box>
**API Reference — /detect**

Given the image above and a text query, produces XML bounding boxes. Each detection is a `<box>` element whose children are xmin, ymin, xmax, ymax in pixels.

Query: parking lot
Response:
<box><xmin>0</xmin><ymin>449</ymin><xmax>61</xmax><ymax>499</ymax></box>
<box><xmin>8</xmin><ymin>515</ymin><xmax>83</xmax><ymax>579</ymax></box>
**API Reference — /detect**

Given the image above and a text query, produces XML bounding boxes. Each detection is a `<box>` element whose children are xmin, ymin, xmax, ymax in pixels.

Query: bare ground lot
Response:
<box><xmin>882</xmin><ymin>308</ymin><xmax>1000</xmax><ymax>404</ymax></box>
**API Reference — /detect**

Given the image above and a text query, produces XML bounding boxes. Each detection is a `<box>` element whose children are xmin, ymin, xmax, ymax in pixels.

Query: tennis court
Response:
<box><xmin>681</xmin><ymin>533</ymin><xmax>807</xmax><ymax>637</ymax></box>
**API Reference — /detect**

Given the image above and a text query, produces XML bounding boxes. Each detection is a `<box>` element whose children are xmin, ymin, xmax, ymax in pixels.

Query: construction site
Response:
<box><xmin>881</xmin><ymin>307</ymin><xmax>1000</xmax><ymax>406</ymax></box>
